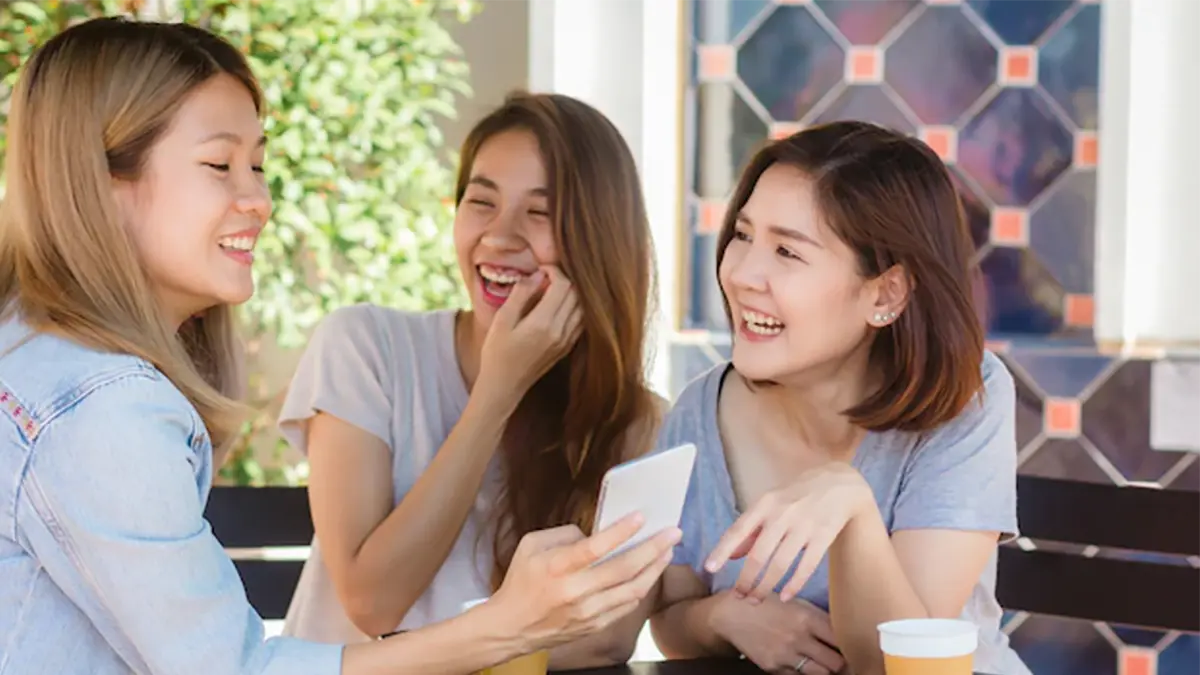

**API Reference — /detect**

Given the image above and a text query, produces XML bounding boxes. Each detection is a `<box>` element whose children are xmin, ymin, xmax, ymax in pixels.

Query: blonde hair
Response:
<box><xmin>0</xmin><ymin>17</ymin><xmax>263</xmax><ymax>454</ymax></box>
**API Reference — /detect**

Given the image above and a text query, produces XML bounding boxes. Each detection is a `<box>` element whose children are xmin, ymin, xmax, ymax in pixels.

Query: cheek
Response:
<box><xmin>528</xmin><ymin>222</ymin><xmax>558</xmax><ymax>264</ymax></box>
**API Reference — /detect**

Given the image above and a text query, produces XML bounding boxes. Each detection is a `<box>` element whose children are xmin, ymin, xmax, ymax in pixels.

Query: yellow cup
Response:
<box><xmin>476</xmin><ymin>650</ymin><xmax>549</xmax><ymax>675</ymax></box>
<box><xmin>877</xmin><ymin>618</ymin><xmax>978</xmax><ymax>675</ymax></box>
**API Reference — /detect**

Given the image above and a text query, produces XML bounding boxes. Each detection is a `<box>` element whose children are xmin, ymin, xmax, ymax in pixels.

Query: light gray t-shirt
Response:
<box><xmin>276</xmin><ymin>305</ymin><xmax>503</xmax><ymax>643</ymax></box>
<box><xmin>660</xmin><ymin>351</ymin><xmax>1030</xmax><ymax>675</ymax></box>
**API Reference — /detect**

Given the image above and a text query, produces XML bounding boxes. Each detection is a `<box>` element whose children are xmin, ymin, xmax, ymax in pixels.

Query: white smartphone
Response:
<box><xmin>591</xmin><ymin>442</ymin><xmax>697</xmax><ymax>563</ymax></box>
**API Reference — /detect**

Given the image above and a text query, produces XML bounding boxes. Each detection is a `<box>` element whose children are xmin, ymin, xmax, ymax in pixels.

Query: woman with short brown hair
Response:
<box><xmin>650</xmin><ymin>121</ymin><xmax>1030</xmax><ymax>675</ymax></box>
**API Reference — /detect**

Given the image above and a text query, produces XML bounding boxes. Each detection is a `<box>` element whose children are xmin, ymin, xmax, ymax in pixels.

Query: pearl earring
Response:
<box><xmin>873</xmin><ymin>311</ymin><xmax>898</xmax><ymax>325</ymax></box>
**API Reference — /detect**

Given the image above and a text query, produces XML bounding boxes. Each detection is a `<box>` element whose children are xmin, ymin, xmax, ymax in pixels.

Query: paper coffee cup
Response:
<box><xmin>463</xmin><ymin>598</ymin><xmax>548</xmax><ymax>675</ymax></box>
<box><xmin>877</xmin><ymin>618</ymin><xmax>977</xmax><ymax>675</ymax></box>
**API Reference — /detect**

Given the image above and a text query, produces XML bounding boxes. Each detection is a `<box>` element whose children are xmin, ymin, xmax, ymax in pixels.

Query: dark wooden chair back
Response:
<box><xmin>205</xmin><ymin>486</ymin><xmax>313</xmax><ymax>620</ymax></box>
<box><xmin>997</xmin><ymin>476</ymin><xmax>1200</xmax><ymax>632</ymax></box>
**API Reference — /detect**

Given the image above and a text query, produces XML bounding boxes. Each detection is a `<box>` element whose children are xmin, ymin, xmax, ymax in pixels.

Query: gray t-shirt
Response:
<box><xmin>276</xmin><ymin>305</ymin><xmax>502</xmax><ymax>643</ymax></box>
<box><xmin>659</xmin><ymin>351</ymin><xmax>1030</xmax><ymax>675</ymax></box>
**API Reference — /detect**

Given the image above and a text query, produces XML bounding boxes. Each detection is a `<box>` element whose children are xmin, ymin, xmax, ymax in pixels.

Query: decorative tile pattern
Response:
<box><xmin>683</xmin><ymin>0</ymin><xmax>1099</xmax><ymax>339</ymax></box>
<box><xmin>680</xmin><ymin>5</ymin><xmax>1196</xmax><ymax>670</ymax></box>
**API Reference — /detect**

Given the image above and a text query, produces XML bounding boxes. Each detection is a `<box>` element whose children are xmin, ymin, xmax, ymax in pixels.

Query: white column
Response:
<box><xmin>528</xmin><ymin>0</ymin><xmax>685</xmax><ymax>397</ymax></box>
<box><xmin>1095</xmin><ymin>0</ymin><xmax>1200</xmax><ymax>354</ymax></box>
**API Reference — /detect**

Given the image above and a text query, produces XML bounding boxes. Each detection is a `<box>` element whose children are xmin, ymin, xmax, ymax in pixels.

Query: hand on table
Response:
<box><xmin>710</xmin><ymin>591</ymin><xmax>844</xmax><ymax>675</ymax></box>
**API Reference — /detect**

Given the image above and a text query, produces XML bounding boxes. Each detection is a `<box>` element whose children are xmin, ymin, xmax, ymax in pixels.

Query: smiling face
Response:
<box><xmin>719</xmin><ymin>163</ymin><xmax>884</xmax><ymax>382</ymax></box>
<box><xmin>454</xmin><ymin>128</ymin><xmax>559</xmax><ymax>328</ymax></box>
<box><xmin>113</xmin><ymin>73</ymin><xmax>270</xmax><ymax>326</ymax></box>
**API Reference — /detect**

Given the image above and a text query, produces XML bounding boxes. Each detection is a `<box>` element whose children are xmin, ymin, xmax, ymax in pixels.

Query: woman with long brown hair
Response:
<box><xmin>0</xmin><ymin>18</ymin><xmax>677</xmax><ymax>675</ymax></box>
<box><xmin>280</xmin><ymin>92</ymin><xmax>666</xmax><ymax>668</ymax></box>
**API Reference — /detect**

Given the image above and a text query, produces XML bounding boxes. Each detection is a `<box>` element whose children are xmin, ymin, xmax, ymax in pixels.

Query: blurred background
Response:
<box><xmin>1</xmin><ymin>0</ymin><xmax>1196</xmax><ymax>672</ymax></box>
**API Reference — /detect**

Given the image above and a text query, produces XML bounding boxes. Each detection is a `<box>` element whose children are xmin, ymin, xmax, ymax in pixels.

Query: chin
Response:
<box><xmin>730</xmin><ymin>345</ymin><xmax>786</xmax><ymax>383</ymax></box>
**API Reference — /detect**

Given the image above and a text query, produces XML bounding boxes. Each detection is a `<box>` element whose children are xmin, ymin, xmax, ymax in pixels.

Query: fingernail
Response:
<box><xmin>704</xmin><ymin>560</ymin><xmax>718</xmax><ymax>573</ymax></box>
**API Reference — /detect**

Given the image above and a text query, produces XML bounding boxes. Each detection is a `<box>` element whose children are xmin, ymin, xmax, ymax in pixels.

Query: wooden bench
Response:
<box><xmin>205</xmin><ymin>476</ymin><xmax>1200</xmax><ymax>630</ymax></box>
<box><xmin>996</xmin><ymin>476</ymin><xmax>1200</xmax><ymax>632</ymax></box>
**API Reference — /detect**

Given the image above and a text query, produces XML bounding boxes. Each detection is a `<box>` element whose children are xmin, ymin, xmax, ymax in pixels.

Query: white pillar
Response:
<box><xmin>528</xmin><ymin>0</ymin><xmax>684</xmax><ymax>397</ymax></box>
<box><xmin>1095</xmin><ymin>0</ymin><xmax>1200</xmax><ymax>354</ymax></box>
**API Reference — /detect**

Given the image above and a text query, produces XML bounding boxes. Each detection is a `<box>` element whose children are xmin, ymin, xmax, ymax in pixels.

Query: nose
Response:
<box><xmin>726</xmin><ymin>244</ymin><xmax>769</xmax><ymax>293</ymax></box>
<box><xmin>235</xmin><ymin>180</ymin><xmax>272</xmax><ymax>222</ymax></box>
<box><xmin>480</xmin><ymin>211</ymin><xmax>527</xmax><ymax>252</ymax></box>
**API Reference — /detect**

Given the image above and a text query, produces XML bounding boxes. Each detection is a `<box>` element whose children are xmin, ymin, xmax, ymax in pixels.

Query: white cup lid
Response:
<box><xmin>877</xmin><ymin>619</ymin><xmax>978</xmax><ymax>658</ymax></box>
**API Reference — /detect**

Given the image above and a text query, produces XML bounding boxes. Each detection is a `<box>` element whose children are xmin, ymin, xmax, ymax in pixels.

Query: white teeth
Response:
<box><xmin>742</xmin><ymin>310</ymin><xmax>784</xmax><ymax>335</ymax></box>
<box><xmin>478</xmin><ymin>264</ymin><xmax>527</xmax><ymax>285</ymax></box>
<box><xmin>218</xmin><ymin>236</ymin><xmax>255</xmax><ymax>251</ymax></box>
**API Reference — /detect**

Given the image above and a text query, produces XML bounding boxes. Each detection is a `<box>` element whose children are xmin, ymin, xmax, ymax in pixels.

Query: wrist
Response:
<box><xmin>465</xmin><ymin>600</ymin><xmax>534</xmax><ymax>663</ymax></box>
<box><xmin>704</xmin><ymin>591</ymin><xmax>737</xmax><ymax>638</ymax></box>
<box><xmin>467</xmin><ymin>374</ymin><xmax>521</xmax><ymax>420</ymax></box>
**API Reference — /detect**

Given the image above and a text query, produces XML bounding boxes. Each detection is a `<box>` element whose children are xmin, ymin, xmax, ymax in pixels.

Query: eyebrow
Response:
<box><xmin>468</xmin><ymin>174</ymin><xmax>549</xmax><ymax>197</ymax></box>
<box><xmin>199</xmin><ymin>131</ymin><xmax>267</xmax><ymax>147</ymax></box>
<box><xmin>737</xmin><ymin>212</ymin><xmax>823</xmax><ymax>248</ymax></box>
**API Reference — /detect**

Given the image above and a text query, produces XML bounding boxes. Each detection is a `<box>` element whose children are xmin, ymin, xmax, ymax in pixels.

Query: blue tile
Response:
<box><xmin>1160</xmin><ymin>634</ymin><xmax>1200</xmax><ymax>675</ymax></box>
<box><xmin>959</xmin><ymin>88</ymin><xmax>1074</xmax><ymax>206</ymax></box>
<box><xmin>1082</xmin><ymin>360</ymin><xmax>1192</xmax><ymax>484</ymax></box>
<box><xmin>738</xmin><ymin>5</ymin><xmax>845</xmax><ymax>122</ymax></box>
<box><xmin>693</xmin><ymin>82</ymin><xmax>768</xmax><ymax>198</ymax></box>
<box><xmin>813</xmin><ymin>0</ymin><xmax>920</xmax><ymax>45</ymax></box>
<box><xmin>688</xmin><ymin>233</ymin><xmax>730</xmax><ymax>331</ymax></box>
<box><xmin>812</xmin><ymin>85</ymin><xmax>916</xmax><ymax>133</ymax></box>
<box><xmin>1008</xmin><ymin>350</ymin><xmax>1112</xmax><ymax>398</ymax></box>
<box><xmin>1029</xmin><ymin>171</ymin><xmax>1096</xmax><ymax>294</ymax></box>
<box><xmin>1007</xmin><ymin>613</ymin><xmax>1117</xmax><ymax>675</ymax></box>
<box><xmin>694</xmin><ymin>0</ymin><xmax>772</xmax><ymax>44</ymax></box>
<box><xmin>979</xmin><ymin>247</ymin><xmax>1064</xmax><ymax>336</ymax></box>
<box><xmin>967</xmin><ymin>0</ymin><xmax>1074</xmax><ymax>45</ymax></box>
<box><xmin>1040</xmin><ymin>4</ymin><xmax>1101</xmax><ymax>130</ymax></box>
<box><xmin>950</xmin><ymin>168</ymin><xmax>991</xmax><ymax>251</ymax></box>
<box><xmin>885</xmin><ymin>6</ymin><xmax>997</xmax><ymax>125</ymax></box>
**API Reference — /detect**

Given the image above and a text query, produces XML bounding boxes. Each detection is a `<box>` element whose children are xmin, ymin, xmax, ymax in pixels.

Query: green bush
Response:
<box><xmin>0</xmin><ymin>0</ymin><xmax>474</xmax><ymax>484</ymax></box>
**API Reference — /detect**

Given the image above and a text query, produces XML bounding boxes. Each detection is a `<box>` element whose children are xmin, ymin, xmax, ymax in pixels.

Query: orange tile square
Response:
<box><xmin>1075</xmin><ymin>132</ymin><xmax>1099</xmax><ymax>167</ymax></box>
<box><xmin>1001</xmin><ymin>47</ymin><xmax>1038</xmax><ymax>86</ymax></box>
<box><xmin>1064</xmin><ymin>294</ymin><xmax>1094</xmax><ymax>328</ymax></box>
<box><xmin>990</xmin><ymin>208</ymin><xmax>1028</xmax><ymax>246</ymax></box>
<box><xmin>920</xmin><ymin>126</ymin><xmax>957</xmax><ymax>162</ymax></box>
<box><xmin>1045</xmin><ymin>398</ymin><xmax>1081</xmax><ymax>438</ymax></box>
<box><xmin>697</xmin><ymin>199</ymin><xmax>727</xmax><ymax>235</ymax></box>
<box><xmin>697</xmin><ymin>45</ymin><xmax>735</xmax><ymax>82</ymax></box>
<box><xmin>1119</xmin><ymin>647</ymin><xmax>1157</xmax><ymax>675</ymax></box>
<box><xmin>846</xmin><ymin>47</ymin><xmax>883</xmax><ymax>84</ymax></box>
<box><xmin>770</xmin><ymin>122</ymin><xmax>803</xmax><ymax>140</ymax></box>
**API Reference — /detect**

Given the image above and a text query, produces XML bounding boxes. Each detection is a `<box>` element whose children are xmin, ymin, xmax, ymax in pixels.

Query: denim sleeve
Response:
<box><xmin>892</xmin><ymin>352</ymin><xmax>1020</xmax><ymax>541</ymax></box>
<box><xmin>17</xmin><ymin>374</ymin><xmax>344</xmax><ymax>675</ymax></box>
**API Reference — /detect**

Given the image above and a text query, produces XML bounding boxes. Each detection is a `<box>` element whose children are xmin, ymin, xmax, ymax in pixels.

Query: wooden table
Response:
<box><xmin>559</xmin><ymin>658</ymin><xmax>989</xmax><ymax>674</ymax></box>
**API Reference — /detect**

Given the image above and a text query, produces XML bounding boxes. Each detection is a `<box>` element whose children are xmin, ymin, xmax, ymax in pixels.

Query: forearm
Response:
<box><xmin>346</xmin><ymin>391</ymin><xmax>515</xmax><ymax>633</ymax></box>
<box><xmin>649</xmin><ymin>593</ymin><xmax>737</xmax><ymax>659</ymax></box>
<box><xmin>828</xmin><ymin>509</ymin><xmax>927</xmax><ymax>675</ymax></box>
<box><xmin>342</xmin><ymin>603</ymin><xmax>527</xmax><ymax>675</ymax></box>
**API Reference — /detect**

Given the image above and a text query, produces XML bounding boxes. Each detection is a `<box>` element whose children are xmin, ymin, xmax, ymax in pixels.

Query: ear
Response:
<box><xmin>866</xmin><ymin>264</ymin><xmax>912</xmax><ymax>328</ymax></box>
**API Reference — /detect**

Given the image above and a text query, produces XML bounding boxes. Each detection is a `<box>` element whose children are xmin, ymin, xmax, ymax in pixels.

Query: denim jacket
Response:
<box><xmin>0</xmin><ymin>316</ymin><xmax>343</xmax><ymax>674</ymax></box>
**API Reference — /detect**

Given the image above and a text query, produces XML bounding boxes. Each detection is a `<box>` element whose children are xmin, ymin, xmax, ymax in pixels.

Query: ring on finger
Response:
<box><xmin>795</xmin><ymin>655</ymin><xmax>811</xmax><ymax>671</ymax></box>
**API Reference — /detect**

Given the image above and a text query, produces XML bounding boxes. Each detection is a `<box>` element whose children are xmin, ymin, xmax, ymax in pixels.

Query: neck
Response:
<box><xmin>753</xmin><ymin>346</ymin><xmax>877</xmax><ymax>456</ymax></box>
<box><xmin>454</xmin><ymin>309</ymin><xmax>487</xmax><ymax>390</ymax></box>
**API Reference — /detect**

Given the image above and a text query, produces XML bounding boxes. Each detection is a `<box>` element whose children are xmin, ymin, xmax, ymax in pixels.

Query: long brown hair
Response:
<box><xmin>716</xmin><ymin>121</ymin><xmax>984</xmax><ymax>432</ymax></box>
<box><xmin>0</xmin><ymin>17</ymin><xmax>261</xmax><ymax>453</ymax></box>
<box><xmin>455</xmin><ymin>92</ymin><xmax>659</xmax><ymax>584</ymax></box>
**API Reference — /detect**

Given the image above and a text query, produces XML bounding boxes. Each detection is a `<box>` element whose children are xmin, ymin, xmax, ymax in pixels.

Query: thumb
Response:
<box><xmin>493</xmin><ymin>270</ymin><xmax>545</xmax><ymax>329</ymax></box>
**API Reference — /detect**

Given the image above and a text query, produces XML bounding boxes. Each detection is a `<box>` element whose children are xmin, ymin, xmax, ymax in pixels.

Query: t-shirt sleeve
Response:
<box><xmin>892</xmin><ymin>352</ymin><xmax>1020</xmax><ymax>542</ymax></box>
<box><xmin>652</xmin><ymin>386</ymin><xmax>711</xmax><ymax>580</ymax></box>
<box><xmin>278</xmin><ymin>304</ymin><xmax>394</xmax><ymax>454</ymax></box>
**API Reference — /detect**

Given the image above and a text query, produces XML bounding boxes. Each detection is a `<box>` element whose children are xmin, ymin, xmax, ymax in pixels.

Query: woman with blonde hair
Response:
<box><xmin>0</xmin><ymin>17</ymin><xmax>678</xmax><ymax>675</ymax></box>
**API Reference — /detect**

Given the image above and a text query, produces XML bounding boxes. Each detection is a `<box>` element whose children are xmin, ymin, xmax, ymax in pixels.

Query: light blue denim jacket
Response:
<box><xmin>0</xmin><ymin>316</ymin><xmax>343</xmax><ymax>674</ymax></box>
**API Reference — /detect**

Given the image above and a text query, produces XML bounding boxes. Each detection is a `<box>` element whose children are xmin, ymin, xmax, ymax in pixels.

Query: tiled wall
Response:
<box><xmin>672</xmin><ymin>1</ymin><xmax>1199</xmax><ymax>672</ymax></box>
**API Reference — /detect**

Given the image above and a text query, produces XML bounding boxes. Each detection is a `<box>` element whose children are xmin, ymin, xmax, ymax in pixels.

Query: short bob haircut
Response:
<box><xmin>716</xmin><ymin>120</ymin><xmax>985</xmax><ymax>433</ymax></box>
